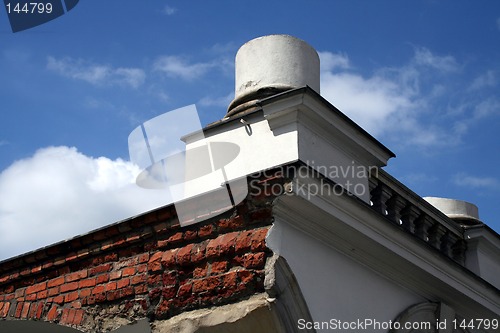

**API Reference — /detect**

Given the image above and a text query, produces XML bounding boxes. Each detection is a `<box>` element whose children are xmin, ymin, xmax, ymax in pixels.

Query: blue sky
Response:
<box><xmin>1</xmin><ymin>0</ymin><xmax>499</xmax><ymax>260</ymax></box>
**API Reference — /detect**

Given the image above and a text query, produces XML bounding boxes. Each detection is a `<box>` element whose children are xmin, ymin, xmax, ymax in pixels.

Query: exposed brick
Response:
<box><xmin>37</xmin><ymin>290</ymin><xmax>48</xmax><ymax>300</ymax></box>
<box><xmin>15</xmin><ymin>288</ymin><xmax>25</xmax><ymax>299</ymax></box>
<box><xmin>123</xmin><ymin>267</ymin><xmax>136</xmax><ymax>277</ymax></box>
<box><xmin>15</xmin><ymin>302</ymin><xmax>23</xmax><ymax>318</ymax></box>
<box><xmin>192</xmin><ymin>276</ymin><xmax>220</xmax><ymax>293</ymax></box>
<box><xmin>60</xmin><ymin>281</ymin><xmax>78</xmax><ymax>293</ymax></box>
<box><xmin>106</xmin><ymin>282</ymin><xmax>117</xmax><ymax>291</ymax></box>
<box><xmin>148</xmin><ymin>252</ymin><xmax>163</xmax><ymax>272</ymax></box>
<box><xmin>193</xmin><ymin>264</ymin><xmax>208</xmax><ymax>278</ymax></box>
<box><xmin>73</xmin><ymin>309</ymin><xmax>84</xmax><ymax>325</ymax></box>
<box><xmin>26</xmin><ymin>282</ymin><xmax>46</xmax><ymax>295</ymax></box>
<box><xmin>176</xmin><ymin>244</ymin><xmax>194</xmax><ymax>266</ymax></box>
<box><xmin>138</xmin><ymin>253</ymin><xmax>150</xmax><ymax>264</ymax></box>
<box><xmin>35</xmin><ymin>302</ymin><xmax>44</xmax><ymax>319</ymax></box>
<box><xmin>167</xmin><ymin>232</ymin><xmax>183</xmax><ymax>244</ymax></box>
<box><xmin>191</xmin><ymin>242</ymin><xmax>208</xmax><ymax>263</ymax></box>
<box><xmin>237</xmin><ymin>270</ymin><xmax>254</xmax><ymax>285</ymax></box>
<box><xmin>0</xmin><ymin>302</ymin><xmax>8</xmax><ymax>318</ymax></box>
<box><xmin>177</xmin><ymin>282</ymin><xmax>192</xmax><ymax>298</ymax></box>
<box><xmin>96</xmin><ymin>274</ymin><xmax>109</xmax><ymax>284</ymax></box>
<box><xmin>25</xmin><ymin>293</ymin><xmax>37</xmax><ymax>301</ymax></box>
<box><xmin>21</xmin><ymin>302</ymin><xmax>30</xmax><ymax>318</ymax></box>
<box><xmin>222</xmin><ymin>271</ymin><xmax>238</xmax><ymax>290</ymax></box>
<box><xmin>80</xmin><ymin>289</ymin><xmax>91</xmax><ymax>298</ymax></box>
<box><xmin>64</xmin><ymin>291</ymin><xmax>79</xmax><ymax>303</ymax></box>
<box><xmin>162</xmin><ymin>286</ymin><xmax>177</xmax><ymax>299</ymax></box>
<box><xmin>89</xmin><ymin>263</ymin><xmax>112</xmax><ymax>276</ymax></box>
<box><xmin>134</xmin><ymin>285</ymin><xmax>148</xmax><ymax>295</ymax></box>
<box><xmin>92</xmin><ymin>285</ymin><xmax>105</xmax><ymax>295</ymax></box>
<box><xmin>235</xmin><ymin>230</ymin><xmax>253</xmax><ymax>252</ymax></box>
<box><xmin>210</xmin><ymin>261</ymin><xmax>228</xmax><ymax>274</ymax></box>
<box><xmin>161</xmin><ymin>249</ymin><xmax>177</xmax><ymax>267</ymax></box>
<box><xmin>47</xmin><ymin>305</ymin><xmax>59</xmax><ymax>321</ymax></box>
<box><xmin>137</xmin><ymin>263</ymin><xmax>147</xmax><ymax>274</ymax></box>
<box><xmin>110</xmin><ymin>271</ymin><xmax>122</xmax><ymax>280</ymax></box>
<box><xmin>162</xmin><ymin>271</ymin><xmax>177</xmax><ymax>286</ymax></box>
<box><xmin>219</xmin><ymin>232</ymin><xmax>238</xmax><ymax>255</ymax></box>
<box><xmin>79</xmin><ymin>278</ymin><xmax>96</xmax><ymax>288</ymax></box>
<box><xmin>117</xmin><ymin>278</ymin><xmax>130</xmax><ymax>289</ymax></box>
<box><xmin>48</xmin><ymin>287</ymin><xmax>59</xmax><ymax>297</ymax></box>
<box><xmin>198</xmin><ymin>224</ymin><xmax>215</xmax><ymax>238</ymax></box>
<box><xmin>241</xmin><ymin>252</ymin><xmax>266</xmax><ymax>269</ymax></box>
<box><xmin>53</xmin><ymin>295</ymin><xmax>64</xmax><ymax>304</ymax></box>
<box><xmin>250</xmin><ymin>228</ymin><xmax>269</xmax><ymax>251</ymax></box>
<box><xmin>66</xmin><ymin>270</ymin><xmax>88</xmax><ymax>282</ymax></box>
<box><xmin>131</xmin><ymin>274</ymin><xmax>147</xmax><ymax>285</ymax></box>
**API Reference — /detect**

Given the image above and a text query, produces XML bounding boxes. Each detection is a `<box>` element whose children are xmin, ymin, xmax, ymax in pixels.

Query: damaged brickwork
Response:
<box><xmin>0</xmin><ymin>170</ymin><xmax>289</xmax><ymax>332</ymax></box>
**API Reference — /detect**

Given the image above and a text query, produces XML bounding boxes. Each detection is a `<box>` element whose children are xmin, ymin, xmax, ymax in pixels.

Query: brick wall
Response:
<box><xmin>0</xmin><ymin>171</ymin><xmax>287</xmax><ymax>331</ymax></box>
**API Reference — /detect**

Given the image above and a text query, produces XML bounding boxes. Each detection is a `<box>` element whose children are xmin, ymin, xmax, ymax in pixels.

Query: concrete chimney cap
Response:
<box><xmin>424</xmin><ymin>197</ymin><xmax>481</xmax><ymax>224</ymax></box>
<box><xmin>227</xmin><ymin>34</ymin><xmax>320</xmax><ymax>116</ymax></box>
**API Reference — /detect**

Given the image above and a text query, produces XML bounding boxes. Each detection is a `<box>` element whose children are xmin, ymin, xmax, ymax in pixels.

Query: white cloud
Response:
<box><xmin>153</xmin><ymin>56</ymin><xmax>214</xmax><ymax>81</ymax></box>
<box><xmin>468</xmin><ymin>70</ymin><xmax>497</xmax><ymax>91</ymax></box>
<box><xmin>0</xmin><ymin>146</ymin><xmax>169</xmax><ymax>260</ymax></box>
<box><xmin>46</xmin><ymin>56</ymin><xmax>145</xmax><ymax>88</ymax></box>
<box><xmin>453</xmin><ymin>173</ymin><xmax>499</xmax><ymax>189</ymax></box>
<box><xmin>413</xmin><ymin>47</ymin><xmax>458</xmax><ymax>72</ymax></box>
<box><xmin>198</xmin><ymin>92</ymin><xmax>234</xmax><ymax>107</ymax></box>
<box><xmin>319</xmin><ymin>51</ymin><xmax>350</xmax><ymax>72</ymax></box>
<box><xmin>319</xmin><ymin>47</ymin><xmax>499</xmax><ymax>148</ymax></box>
<box><xmin>163</xmin><ymin>5</ymin><xmax>177</xmax><ymax>16</ymax></box>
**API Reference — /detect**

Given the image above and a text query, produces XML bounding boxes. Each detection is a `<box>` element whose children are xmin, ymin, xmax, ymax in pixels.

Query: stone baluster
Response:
<box><xmin>414</xmin><ymin>215</ymin><xmax>434</xmax><ymax>242</ymax></box>
<box><xmin>428</xmin><ymin>223</ymin><xmax>447</xmax><ymax>250</ymax></box>
<box><xmin>370</xmin><ymin>183</ymin><xmax>392</xmax><ymax>216</ymax></box>
<box><xmin>386</xmin><ymin>194</ymin><xmax>407</xmax><ymax>226</ymax></box>
<box><xmin>400</xmin><ymin>205</ymin><xmax>420</xmax><ymax>234</ymax></box>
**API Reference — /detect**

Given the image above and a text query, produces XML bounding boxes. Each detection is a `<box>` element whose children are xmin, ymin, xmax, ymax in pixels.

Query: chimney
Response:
<box><xmin>227</xmin><ymin>35</ymin><xmax>320</xmax><ymax>117</ymax></box>
<box><xmin>424</xmin><ymin>197</ymin><xmax>482</xmax><ymax>226</ymax></box>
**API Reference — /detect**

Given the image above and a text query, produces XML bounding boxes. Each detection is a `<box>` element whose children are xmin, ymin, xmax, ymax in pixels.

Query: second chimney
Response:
<box><xmin>227</xmin><ymin>35</ymin><xmax>320</xmax><ymax>117</ymax></box>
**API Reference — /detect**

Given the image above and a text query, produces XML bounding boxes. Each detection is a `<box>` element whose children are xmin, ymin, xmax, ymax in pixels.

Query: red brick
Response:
<box><xmin>73</xmin><ymin>309</ymin><xmax>84</xmax><ymax>325</ymax></box>
<box><xmin>219</xmin><ymin>232</ymin><xmax>238</xmax><ymax>255</ymax></box>
<box><xmin>131</xmin><ymin>274</ymin><xmax>147</xmax><ymax>285</ymax></box>
<box><xmin>26</xmin><ymin>282</ymin><xmax>46</xmax><ymax>295</ymax></box>
<box><xmin>106</xmin><ymin>282</ymin><xmax>117</xmax><ymax>291</ymax></box>
<box><xmin>137</xmin><ymin>263</ymin><xmax>147</xmax><ymax>273</ymax></box>
<box><xmin>191</xmin><ymin>242</ymin><xmax>208</xmax><ymax>263</ymax></box>
<box><xmin>198</xmin><ymin>224</ymin><xmax>215</xmax><ymax>238</ymax></box>
<box><xmin>71</xmin><ymin>301</ymin><xmax>82</xmax><ymax>309</ymax></box>
<box><xmin>167</xmin><ymin>232</ymin><xmax>183</xmax><ymax>243</ymax></box>
<box><xmin>15</xmin><ymin>302</ymin><xmax>23</xmax><ymax>318</ymax></box>
<box><xmin>60</xmin><ymin>308</ymin><xmax>70</xmax><ymax>324</ymax></box>
<box><xmin>162</xmin><ymin>286</ymin><xmax>177</xmax><ymax>299</ymax></box>
<box><xmin>48</xmin><ymin>276</ymin><xmax>65</xmax><ymax>288</ymax></box>
<box><xmin>53</xmin><ymin>295</ymin><xmax>64</xmax><ymax>304</ymax></box>
<box><xmin>134</xmin><ymin>285</ymin><xmax>148</xmax><ymax>295</ymax></box>
<box><xmin>210</xmin><ymin>261</ymin><xmax>228</xmax><ymax>274</ymax></box>
<box><xmin>26</xmin><ymin>293</ymin><xmax>37</xmax><ymax>301</ymax></box>
<box><xmin>96</xmin><ymin>274</ymin><xmax>109</xmax><ymax>284</ymax></box>
<box><xmin>47</xmin><ymin>305</ymin><xmax>59</xmax><ymax>321</ymax></box>
<box><xmin>193</xmin><ymin>264</ymin><xmax>208</xmax><ymax>278</ymax></box>
<box><xmin>79</xmin><ymin>278</ymin><xmax>96</xmax><ymax>288</ymax></box>
<box><xmin>148</xmin><ymin>252</ymin><xmax>163</xmax><ymax>272</ymax></box>
<box><xmin>0</xmin><ymin>302</ymin><xmax>8</xmax><ymax>318</ymax></box>
<box><xmin>176</xmin><ymin>244</ymin><xmax>194</xmax><ymax>265</ymax></box>
<box><xmin>222</xmin><ymin>271</ymin><xmax>238</xmax><ymax>289</ymax></box>
<box><xmin>235</xmin><ymin>230</ymin><xmax>253</xmax><ymax>252</ymax></box>
<box><xmin>110</xmin><ymin>271</ymin><xmax>122</xmax><ymax>280</ymax></box>
<box><xmin>89</xmin><ymin>263</ymin><xmax>112</xmax><ymax>276</ymax></box>
<box><xmin>35</xmin><ymin>302</ymin><xmax>44</xmax><ymax>319</ymax></box>
<box><xmin>162</xmin><ymin>271</ymin><xmax>177</xmax><ymax>286</ymax></box>
<box><xmin>250</xmin><ymin>228</ymin><xmax>269</xmax><ymax>251</ymax></box>
<box><xmin>161</xmin><ymin>249</ymin><xmax>177</xmax><ymax>267</ymax></box>
<box><xmin>138</xmin><ymin>253</ymin><xmax>150</xmax><ymax>264</ymax></box>
<box><xmin>117</xmin><ymin>278</ymin><xmax>130</xmax><ymax>289</ymax></box>
<box><xmin>48</xmin><ymin>287</ymin><xmax>59</xmax><ymax>297</ymax></box>
<box><xmin>92</xmin><ymin>285</ymin><xmax>105</xmax><ymax>295</ymax></box>
<box><xmin>60</xmin><ymin>282</ymin><xmax>78</xmax><ymax>293</ymax></box>
<box><xmin>80</xmin><ymin>289</ymin><xmax>91</xmax><ymax>298</ymax></box>
<box><xmin>64</xmin><ymin>291</ymin><xmax>79</xmax><ymax>303</ymax></box>
<box><xmin>66</xmin><ymin>270</ymin><xmax>88</xmax><ymax>282</ymax></box>
<box><xmin>122</xmin><ymin>267</ymin><xmax>136</xmax><ymax>277</ymax></box>
<box><xmin>37</xmin><ymin>290</ymin><xmax>48</xmax><ymax>300</ymax></box>
<box><xmin>192</xmin><ymin>276</ymin><xmax>220</xmax><ymax>293</ymax></box>
<box><xmin>177</xmin><ymin>282</ymin><xmax>192</xmax><ymax>298</ymax></box>
<box><xmin>242</xmin><ymin>252</ymin><xmax>266</xmax><ymax>269</ymax></box>
<box><xmin>238</xmin><ymin>270</ymin><xmax>254</xmax><ymax>284</ymax></box>
<box><xmin>28</xmin><ymin>301</ymin><xmax>37</xmax><ymax>319</ymax></box>
<box><xmin>21</xmin><ymin>302</ymin><xmax>30</xmax><ymax>318</ymax></box>
<box><xmin>15</xmin><ymin>288</ymin><xmax>25</xmax><ymax>299</ymax></box>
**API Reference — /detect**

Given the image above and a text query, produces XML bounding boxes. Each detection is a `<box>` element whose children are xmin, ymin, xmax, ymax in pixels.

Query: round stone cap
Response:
<box><xmin>228</xmin><ymin>35</ymin><xmax>320</xmax><ymax>115</ymax></box>
<box><xmin>424</xmin><ymin>197</ymin><xmax>481</xmax><ymax>224</ymax></box>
